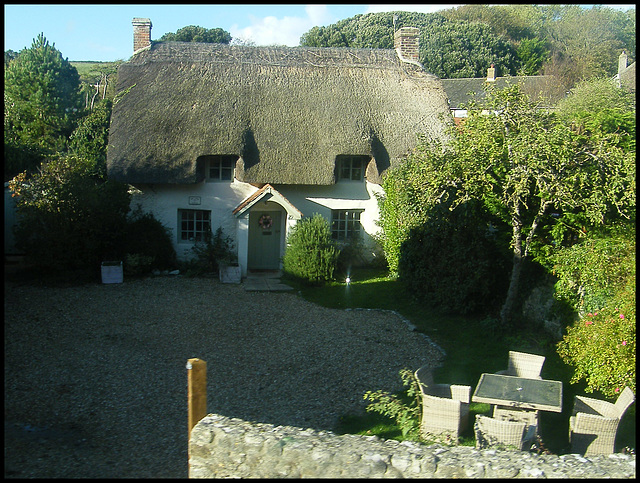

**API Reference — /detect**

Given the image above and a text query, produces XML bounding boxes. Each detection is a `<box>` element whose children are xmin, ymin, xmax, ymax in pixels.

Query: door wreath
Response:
<box><xmin>258</xmin><ymin>214</ymin><xmax>273</xmax><ymax>230</ymax></box>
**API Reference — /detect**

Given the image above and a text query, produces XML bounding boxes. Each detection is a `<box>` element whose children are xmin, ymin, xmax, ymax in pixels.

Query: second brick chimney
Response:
<box><xmin>394</xmin><ymin>27</ymin><xmax>420</xmax><ymax>66</ymax></box>
<box><xmin>133</xmin><ymin>18</ymin><xmax>152</xmax><ymax>54</ymax></box>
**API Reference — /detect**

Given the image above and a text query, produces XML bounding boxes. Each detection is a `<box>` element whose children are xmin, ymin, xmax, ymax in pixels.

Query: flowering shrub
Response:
<box><xmin>557</xmin><ymin>277</ymin><xmax>635</xmax><ymax>397</ymax></box>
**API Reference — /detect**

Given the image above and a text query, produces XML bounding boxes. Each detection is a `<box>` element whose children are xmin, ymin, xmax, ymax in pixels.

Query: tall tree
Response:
<box><xmin>4</xmin><ymin>33</ymin><xmax>82</xmax><ymax>180</ymax></box>
<box><xmin>158</xmin><ymin>25</ymin><xmax>232</xmax><ymax>44</ymax></box>
<box><xmin>380</xmin><ymin>81</ymin><xmax>635</xmax><ymax>325</ymax></box>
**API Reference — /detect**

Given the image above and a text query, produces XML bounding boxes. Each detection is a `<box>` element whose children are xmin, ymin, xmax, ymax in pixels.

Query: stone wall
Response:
<box><xmin>189</xmin><ymin>414</ymin><xmax>636</xmax><ymax>478</ymax></box>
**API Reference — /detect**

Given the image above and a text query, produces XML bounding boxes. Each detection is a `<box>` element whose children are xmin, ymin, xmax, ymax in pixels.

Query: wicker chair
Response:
<box><xmin>569</xmin><ymin>387</ymin><xmax>635</xmax><ymax>456</ymax></box>
<box><xmin>474</xmin><ymin>414</ymin><xmax>536</xmax><ymax>451</ymax></box>
<box><xmin>496</xmin><ymin>351</ymin><xmax>546</xmax><ymax>379</ymax></box>
<box><xmin>415</xmin><ymin>366</ymin><xmax>471</xmax><ymax>443</ymax></box>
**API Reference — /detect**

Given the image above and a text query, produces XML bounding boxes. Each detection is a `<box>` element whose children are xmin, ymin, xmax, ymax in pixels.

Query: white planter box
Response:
<box><xmin>101</xmin><ymin>261</ymin><xmax>123</xmax><ymax>284</ymax></box>
<box><xmin>219</xmin><ymin>265</ymin><xmax>241</xmax><ymax>284</ymax></box>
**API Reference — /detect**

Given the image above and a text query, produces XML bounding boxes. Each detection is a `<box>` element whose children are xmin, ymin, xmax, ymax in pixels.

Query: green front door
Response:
<box><xmin>248</xmin><ymin>211</ymin><xmax>282</xmax><ymax>270</ymax></box>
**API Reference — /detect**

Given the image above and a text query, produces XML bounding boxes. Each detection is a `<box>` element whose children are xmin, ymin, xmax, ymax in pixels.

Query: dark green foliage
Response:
<box><xmin>299</xmin><ymin>5</ymin><xmax>635</xmax><ymax>86</ymax></box>
<box><xmin>158</xmin><ymin>25</ymin><xmax>232</xmax><ymax>44</ymax></box>
<box><xmin>124</xmin><ymin>210</ymin><xmax>177</xmax><ymax>272</ymax></box>
<box><xmin>300</xmin><ymin>11</ymin><xmax>519</xmax><ymax>78</ymax></box>
<box><xmin>9</xmin><ymin>153</ymin><xmax>131</xmax><ymax>272</ymax></box>
<box><xmin>188</xmin><ymin>226</ymin><xmax>237</xmax><ymax>275</ymax></box>
<box><xmin>69</xmin><ymin>99</ymin><xmax>112</xmax><ymax>170</ymax></box>
<box><xmin>517</xmin><ymin>37</ymin><xmax>550</xmax><ymax>75</ymax></box>
<box><xmin>4</xmin><ymin>33</ymin><xmax>83</xmax><ymax>181</ymax></box>
<box><xmin>398</xmin><ymin>200</ymin><xmax>510</xmax><ymax>315</ymax></box>
<box><xmin>282</xmin><ymin>214</ymin><xmax>340</xmax><ymax>285</ymax></box>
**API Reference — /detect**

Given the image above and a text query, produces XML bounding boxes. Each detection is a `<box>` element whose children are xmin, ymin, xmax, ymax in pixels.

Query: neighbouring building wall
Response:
<box><xmin>189</xmin><ymin>414</ymin><xmax>636</xmax><ymax>478</ymax></box>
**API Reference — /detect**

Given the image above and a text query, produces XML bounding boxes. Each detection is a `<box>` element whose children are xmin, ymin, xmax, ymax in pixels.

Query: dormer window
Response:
<box><xmin>337</xmin><ymin>155</ymin><xmax>369</xmax><ymax>181</ymax></box>
<box><xmin>205</xmin><ymin>155</ymin><xmax>237</xmax><ymax>181</ymax></box>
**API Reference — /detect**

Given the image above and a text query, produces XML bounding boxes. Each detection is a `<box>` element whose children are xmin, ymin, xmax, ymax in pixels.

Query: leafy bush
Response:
<box><xmin>9</xmin><ymin>153</ymin><xmax>131</xmax><ymax>271</ymax></box>
<box><xmin>124</xmin><ymin>253</ymin><xmax>154</xmax><ymax>276</ymax></box>
<box><xmin>557</xmin><ymin>277</ymin><xmax>635</xmax><ymax>398</ymax></box>
<box><xmin>282</xmin><ymin>214</ymin><xmax>340</xmax><ymax>284</ymax></box>
<box><xmin>188</xmin><ymin>226</ymin><xmax>237</xmax><ymax>275</ymax></box>
<box><xmin>549</xmin><ymin>228</ymin><xmax>635</xmax><ymax>315</ymax></box>
<box><xmin>555</xmin><ymin>228</ymin><xmax>636</xmax><ymax>397</ymax></box>
<box><xmin>398</xmin><ymin>200</ymin><xmax>511</xmax><ymax>314</ymax></box>
<box><xmin>363</xmin><ymin>368</ymin><xmax>422</xmax><ymax>441</ymax></box>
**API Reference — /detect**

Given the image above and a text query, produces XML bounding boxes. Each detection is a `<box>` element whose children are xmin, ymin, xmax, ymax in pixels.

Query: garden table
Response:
<box><xmin>472</xmin><ymin>373</ymin><xmax>563</xmax><ymax>413</ymax></box>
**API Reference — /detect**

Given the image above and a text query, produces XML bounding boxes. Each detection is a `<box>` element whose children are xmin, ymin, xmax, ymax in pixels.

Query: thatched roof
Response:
<box><xmin>107</xmin><ymin>41</ymin><xmax>451</xmax><ymax>185</ymax></box>
<box><xmin>442</xmin><ymin>75</ymin><xmax>566</xmax><ymax>110</ymax></box>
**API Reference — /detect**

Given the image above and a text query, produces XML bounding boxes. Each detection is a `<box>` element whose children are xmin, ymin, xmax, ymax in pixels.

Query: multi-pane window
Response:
<box><xmin>179</xmin><ymin>209</ymin><xmax>211</xmax><ymax>242</ymax></box>
<box><xmin>206</xmin><ymin>155</ymin><xmax>236</xmax><ymax>181</ymax></box>
<box><xmin>337</xmin><ymin>155</ymin><xmax>368</xmax><ymax>181</ymax></box>
<box><xmin>331</xmin><ymin>210</ymin><xmax>362</xmax><ymax>240</ymax></box>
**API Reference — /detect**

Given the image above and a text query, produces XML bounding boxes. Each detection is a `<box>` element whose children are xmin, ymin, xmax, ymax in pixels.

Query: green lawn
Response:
<box><xmin>287</xmin><ymin>268</ymin><xmax>636</xmax><ymax>455</ymax></box>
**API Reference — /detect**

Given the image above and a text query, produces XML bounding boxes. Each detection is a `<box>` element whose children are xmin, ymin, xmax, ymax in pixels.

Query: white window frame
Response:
<box><xmin>331</xmin><ymin>209</ymin><xmax>363</xmax><ymax>240</ymax></box>
<box><xmin>206</xmin><ymin>155</ymin><xmax>236</xmax><ymax>181</ymax></box>
<box><xmin>178</xmin><ymin>209</ymin><xmax>211</xmax><ymax>243</ymax></box>
<box><xmin>337</xmin><ymin>155</ymin><xmax>368</xmax><ymax>181</ymax></box>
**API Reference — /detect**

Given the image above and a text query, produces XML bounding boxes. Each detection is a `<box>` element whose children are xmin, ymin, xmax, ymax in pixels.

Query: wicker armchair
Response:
<box><xmin>496</xmin><ymin>351</ymin><xmax>545</xmax><ymax>379</ymax></box>
<box><xmin>415</xmin><ymin>366</ymin><xmax>471</xmax><ymax>443</ymax></box>
<box><xmin>569</xmin><ymin>387</ymin><xmax>635</xmax><ymax>456</ymax></box>
<box><xmin>474</xmin><ymin>414</ymin><xmax>536</xmax><ymax>451</ymax></box>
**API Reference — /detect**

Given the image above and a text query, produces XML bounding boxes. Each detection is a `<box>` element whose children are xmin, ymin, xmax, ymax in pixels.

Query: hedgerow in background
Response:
<box><xmin>282</xmin><ymin>214</ymin><xmax>340</xmax><ymax>284</ymax></box>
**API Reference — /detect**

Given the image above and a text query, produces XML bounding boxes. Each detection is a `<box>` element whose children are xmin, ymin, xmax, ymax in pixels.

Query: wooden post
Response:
<box><xmin>187</xmin><ymin>358</ymin><xmax>207</xmax><ymax>437</ymax></box>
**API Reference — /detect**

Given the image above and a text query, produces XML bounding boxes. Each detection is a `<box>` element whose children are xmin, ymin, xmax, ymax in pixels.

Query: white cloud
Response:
<box><xmin>230</xmin><ymin>10</ymin><xmax>320</xmax><ymax>47</ymax></box>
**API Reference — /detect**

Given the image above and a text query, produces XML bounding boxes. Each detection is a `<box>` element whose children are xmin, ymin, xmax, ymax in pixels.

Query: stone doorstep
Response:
<box><xmin>243</xmin><ymin>273</ymin><xmax>293</xmax><ymax>292</ymax></box>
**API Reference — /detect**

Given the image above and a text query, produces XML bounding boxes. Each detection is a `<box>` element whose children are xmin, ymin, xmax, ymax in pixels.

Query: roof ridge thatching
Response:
<box><xmin>107</xmin><ymin>41</ymin><xmax>451</xmax><ymax>185</ymax></box>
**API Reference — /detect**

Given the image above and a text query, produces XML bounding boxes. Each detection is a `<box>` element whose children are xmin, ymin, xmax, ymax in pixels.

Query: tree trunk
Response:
<box><xmin>500</xmin><ymin>199</ymin><xmax>550</xmax><ymax>325</ymax></box>
<box><xmin>500</xmin><ymin>204</ymin><xmax>523</xmax><ymax>325</ymax></box>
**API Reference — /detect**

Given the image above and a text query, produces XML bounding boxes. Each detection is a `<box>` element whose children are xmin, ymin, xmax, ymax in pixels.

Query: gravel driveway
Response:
<box><xmin>4</xmin><ymin>275</ymin><xmax>444</xmax><ymax>478</ymax></box>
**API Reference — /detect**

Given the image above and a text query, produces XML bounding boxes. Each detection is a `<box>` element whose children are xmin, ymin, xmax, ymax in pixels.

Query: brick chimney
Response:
<box><xmin>486</xmin><ymin>64</ymin><xmax>496</xmax><ymax>82</ymax></box>
<box><xmin>132</xmin><ymin>18</ymin><xmax>152</xmax><ymax>54</ymax></box>
<box><xmin>394</xmin><ymin>27</ymin><xmax>420</xmax><ymax>66</ymax></box>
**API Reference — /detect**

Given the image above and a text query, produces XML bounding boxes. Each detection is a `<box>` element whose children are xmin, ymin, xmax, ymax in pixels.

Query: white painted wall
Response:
<box><xmin>129</xmin><ymin>178</ymin><xmax>384</xmax><ymax>275</ymax></box>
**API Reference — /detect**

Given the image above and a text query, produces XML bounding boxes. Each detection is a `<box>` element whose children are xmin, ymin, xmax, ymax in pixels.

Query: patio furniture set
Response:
<box><xmin>414</xmin><ymin>350</ymin><xmax>635</xmax><ymax>455</ymax></box>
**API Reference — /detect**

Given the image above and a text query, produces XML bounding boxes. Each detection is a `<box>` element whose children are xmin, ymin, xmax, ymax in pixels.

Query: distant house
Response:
<box><xmin>107</xmin><ymin>20</ymin><xmax>451</xmax><ymax>276</ymax></box>
<box><xmin>440</xmin><ymin>64</ymin><xmax>566</xmax><ymax>125</ymax></box>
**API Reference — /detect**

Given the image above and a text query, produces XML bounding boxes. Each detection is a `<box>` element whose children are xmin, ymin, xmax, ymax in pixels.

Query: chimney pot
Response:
<box><xmin>132</xmin><ymin>18</ymin><xmax>152</xmax><ymax>54</ymax></box>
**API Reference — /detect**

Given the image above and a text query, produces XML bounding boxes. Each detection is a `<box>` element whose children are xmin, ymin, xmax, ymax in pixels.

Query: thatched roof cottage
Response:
<box><xmin>107</xmin><ymin>19</ymin><xmax>452</xmax><ymax>276</ymax></box>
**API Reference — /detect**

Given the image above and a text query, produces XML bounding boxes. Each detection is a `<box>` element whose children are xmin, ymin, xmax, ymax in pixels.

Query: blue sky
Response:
<box><xmin>4</xmin><ymin>4</ymin><xmax>635</xmax><ymax>62</ymax></box>
<box><xmin>3</xmin><ymin>4</ymin><xmax>461</xmax><ymax>62</ymax></box>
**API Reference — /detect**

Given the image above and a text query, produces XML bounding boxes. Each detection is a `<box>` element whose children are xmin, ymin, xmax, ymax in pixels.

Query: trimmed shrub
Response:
<box><xmin>398</xmin><ymin>200</ymin><xmax>511</xmax><ymax>315</ymax></box>
<box><xmin>124</xmin><ymin>211</ymin><xmax>177</xmax><ymax>271</ymax></box>
<box><xmin>282</xmin><ymin>214</ymin><xmax>340</xmax><ymax>284</ymax></box>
